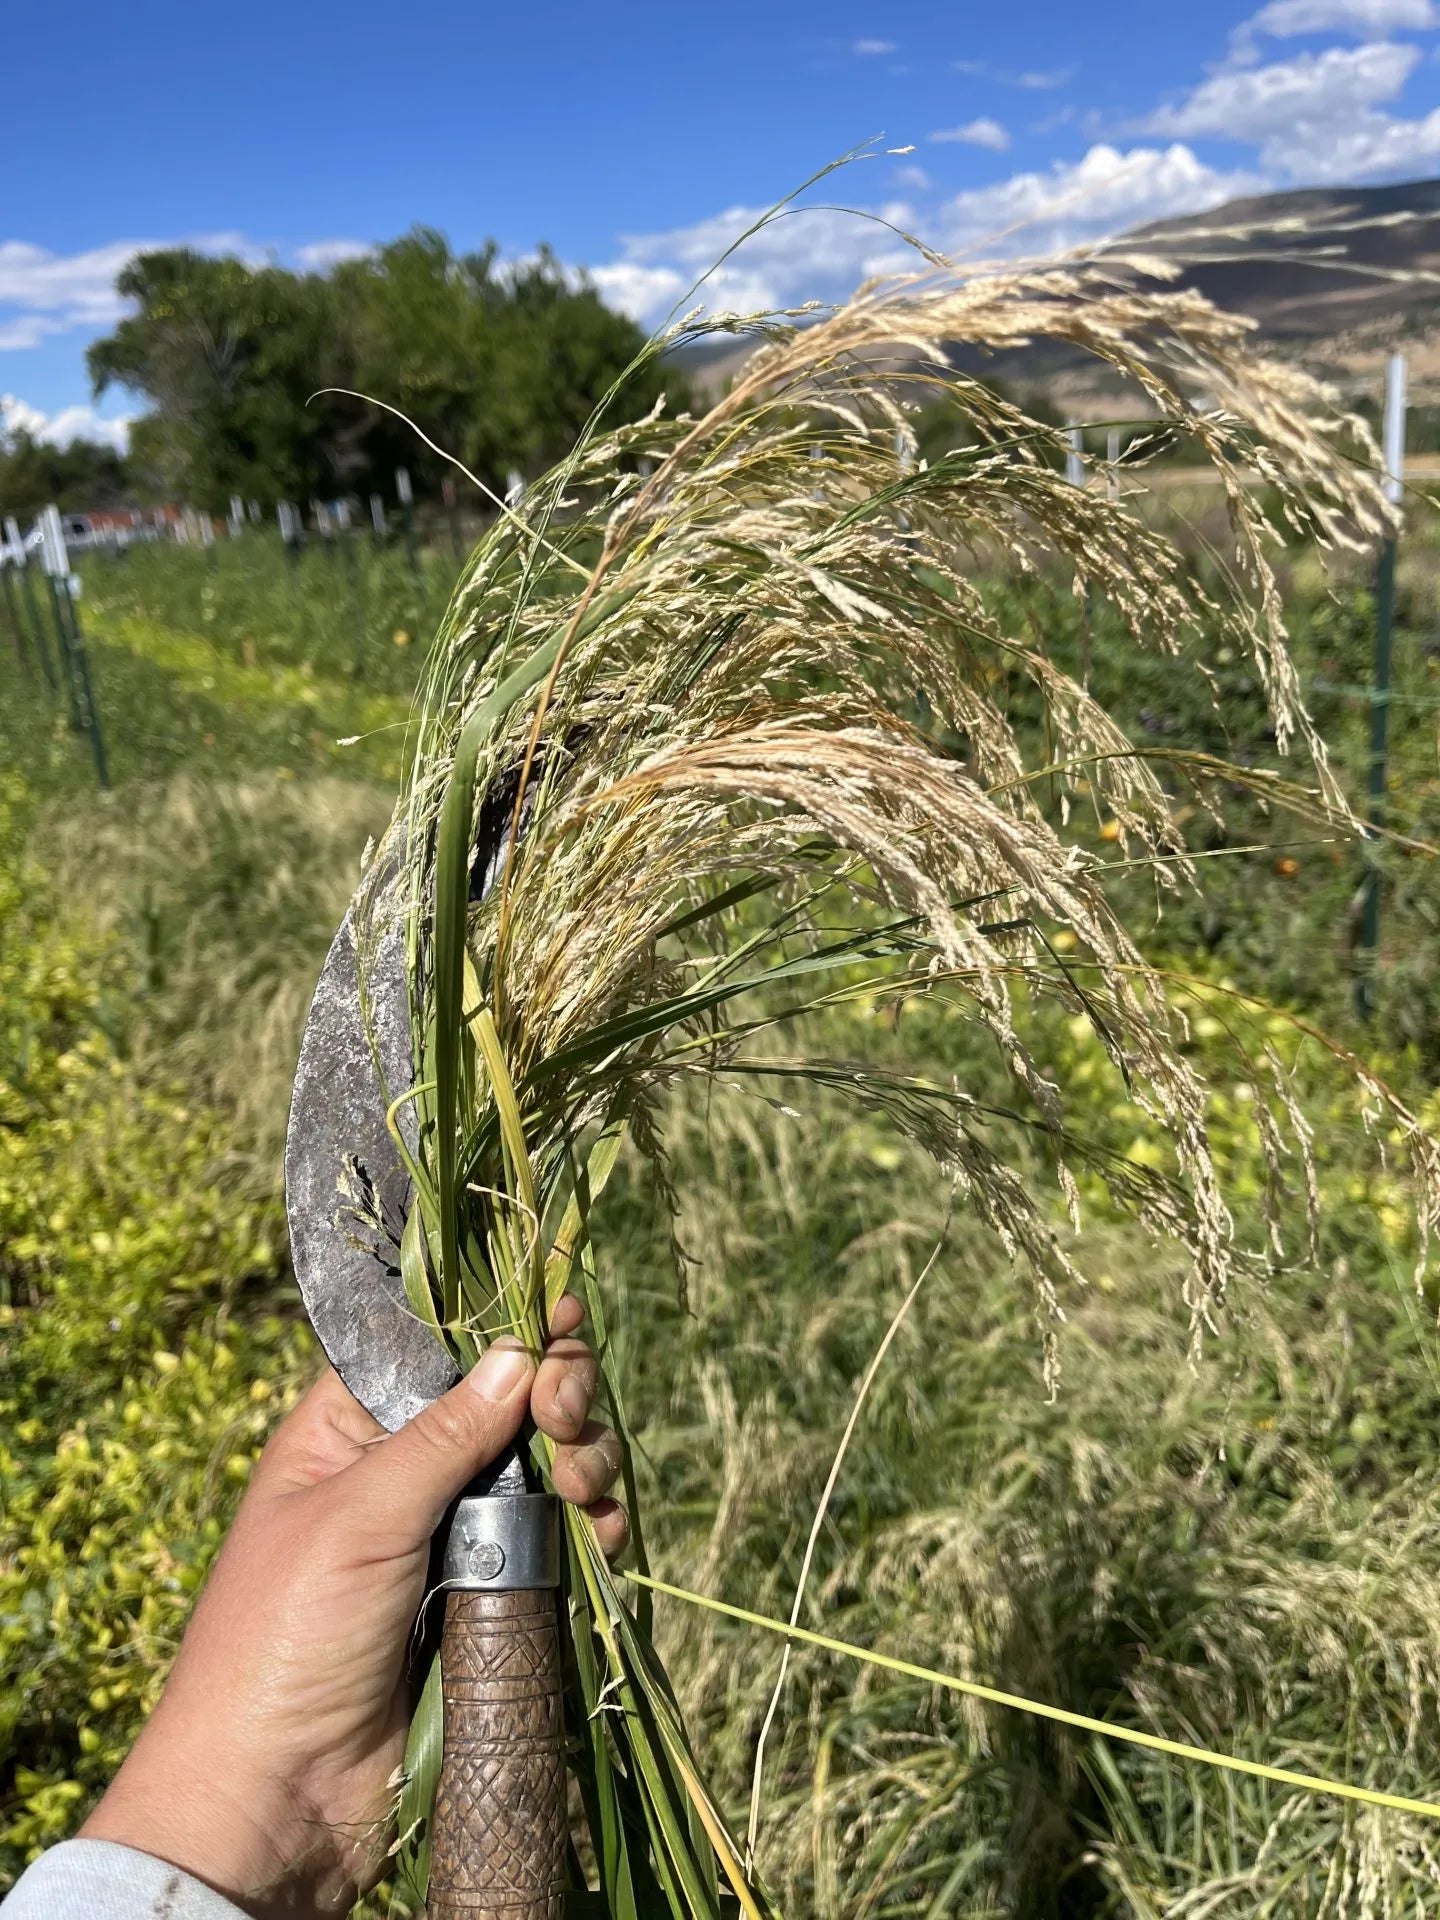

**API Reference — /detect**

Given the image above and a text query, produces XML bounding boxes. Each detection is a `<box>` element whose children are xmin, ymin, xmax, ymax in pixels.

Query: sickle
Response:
<box><xmin>284</xmin><ymin>847</ymin><xmax>566</xmax><ymax>1919</ymax></box>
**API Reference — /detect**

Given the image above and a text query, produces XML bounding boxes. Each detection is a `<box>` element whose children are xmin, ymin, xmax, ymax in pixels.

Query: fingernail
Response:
<box><xmin>470</xmin><ymin>1340</ymin><xmax>531</xmax><ymax>1401</ymax></box>
<box><xmin>555</xmin><ymin>1372</ymin><xmax>589</xmax><ymax>1430</ymax></box>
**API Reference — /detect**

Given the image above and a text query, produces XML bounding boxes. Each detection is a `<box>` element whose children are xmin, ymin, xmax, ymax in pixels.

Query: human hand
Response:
<box><xmin>81</xmin><ymin>1297</ymin><xmax>626</xmax><ymax>1915</ymax></box>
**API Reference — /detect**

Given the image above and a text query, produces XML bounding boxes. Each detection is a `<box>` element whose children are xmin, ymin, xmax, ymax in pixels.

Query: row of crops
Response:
<box><xmin>6</xmin><ymin>505</ymin><xmax>1440</xmax><ymax>1912</ymax></box>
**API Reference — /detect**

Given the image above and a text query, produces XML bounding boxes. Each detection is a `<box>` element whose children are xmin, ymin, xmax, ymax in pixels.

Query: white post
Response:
<box><xmin>1358</xmin><ymin>349</ymin><xmax>1408</xmax><ymax>1013</ymax></box>
<box><xmin>1383</xmin><ymin>351</ymin><xmax>1407</xmax><ymax>510</ymax></box>
<box><xmin>1106</xmin><ymin>427</ymin><xmax>1121</xmax><ymax>502</ymax></box>
<box><xmin>504</xmin><ymin>469</ymin><xmax>525</xmax><ymax>509</ymax></box>
<box><xmin>229</xmin><ymin>495</ymin><xmax>245</xmax><ymax>537</ymax></box>
<box><xmin>893</xmin><ymin>422</ymin><xmax>914</xmax><ymax>533</ymax></box>
<box><xmin>395</xmin><ymin>466</ymin><xmax>413</xmax><ymax>506</ymax></box>
<box><xmin>39</xmin><ymin>503</ymin><xmax>68</xmax><ymax>578</ymax></box>
<box><xmin>1065</xmin><ymin>421</ymin><xmax>1084</xmax><ymax>489</ymax></box>
<box><xmin>370</xmin><ymin>492</ymin><xmax>387</xmax><ymax>534</ymax></box>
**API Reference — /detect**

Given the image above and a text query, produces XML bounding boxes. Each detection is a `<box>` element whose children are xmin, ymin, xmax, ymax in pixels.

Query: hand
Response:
<box><xmin>81</xmin><ymin>1297</ymin><xmax>626</xmax><ymax>1915</ymax></box>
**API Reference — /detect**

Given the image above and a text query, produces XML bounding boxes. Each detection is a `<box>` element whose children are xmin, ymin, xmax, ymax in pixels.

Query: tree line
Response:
<box><xmin>0</xmin><ymin>433</ymin><xmax>130</xmax><ymax>521</ymax></box>
<box><xmin>1</xmin><ymin>230</ymin><xmax>683</xmax><ymax>518</ymax></box>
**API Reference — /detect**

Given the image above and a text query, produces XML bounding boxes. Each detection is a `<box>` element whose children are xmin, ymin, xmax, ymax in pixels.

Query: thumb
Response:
<box><xmin>346</xmin><ymin>1338</ymin><xmax>535</xmax><ymax>1550</ymax></box>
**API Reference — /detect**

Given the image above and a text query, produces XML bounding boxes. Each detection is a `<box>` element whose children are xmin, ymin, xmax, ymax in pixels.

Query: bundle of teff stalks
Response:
<box><xmin>353</xmin><ymin>243</ymin><xmax>1438</xmax><ymax>1914</ymax></box>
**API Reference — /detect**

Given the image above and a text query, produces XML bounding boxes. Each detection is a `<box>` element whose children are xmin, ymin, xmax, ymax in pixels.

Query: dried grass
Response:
<box><xmin>361</xmin><ymin>220</ymin><xmax>1440</xmax><ymax>1913</ymax></box>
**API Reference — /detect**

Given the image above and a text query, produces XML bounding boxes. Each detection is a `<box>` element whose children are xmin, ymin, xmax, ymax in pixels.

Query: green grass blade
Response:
<box><xmin>390</xmin><ymin>1649</ymin><xmax>444</xmax><ymax>1914</ymax></box>
<box><xmin>429</xmin><ymin>631</ymin><xmax>569</xmax><ymax>1322</ymax></box>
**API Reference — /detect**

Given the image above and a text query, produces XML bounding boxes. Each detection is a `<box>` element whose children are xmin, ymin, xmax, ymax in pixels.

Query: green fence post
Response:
<box><xmin>1</xmin><ymin>556</ymin><xmax>29</xmax><ymax>672</ymax></box>
<box><xmin>21</xmin><ymin>562</ymin><xmax>58</xmax><ymax>691</ymax></box>
<box><xmin>56</xmin><ymin>573</ymin><xmax>110</xmax><ymax>791</ymax></box>
<box><xmin>12</xmin><ymin>535</ymin><xmax>58</xmax><ymax>692</ymax></box>
<box><xmin>44</xmin><ymin>571</ymin><xmax>82</xmax><ymax>724</ymax></box>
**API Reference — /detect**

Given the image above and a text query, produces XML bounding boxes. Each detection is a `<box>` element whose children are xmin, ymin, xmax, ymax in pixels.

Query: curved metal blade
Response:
<box><xmin>284</xmin><ymin>884</ymin><xmax>459</xmax><ymax>1431</ymax></box>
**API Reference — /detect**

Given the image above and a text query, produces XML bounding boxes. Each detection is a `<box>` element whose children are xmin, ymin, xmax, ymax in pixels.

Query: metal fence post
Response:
<box><xmin>1</xmin><ymin>560</ymin><xmax>28</xmax><ymax>671</ymax></box>
<box><xmin>39</xmin><ymin>506</ymin><xmax>109</xmax><ymax>789</ymax></box>
<box><xmin>1356</xmin><ymin>351</ymin><xmax>1406</xmax><ymax>1019</ymax></box>
<box><xmin>1065</xmin><ymin>421</ymin><xmax>1084</xmax><ymax>488</ymax></box>
<box><xmin>16</xmin><ymin>547</ymin><xmax>58</xmax><ymax>691</ymax></box>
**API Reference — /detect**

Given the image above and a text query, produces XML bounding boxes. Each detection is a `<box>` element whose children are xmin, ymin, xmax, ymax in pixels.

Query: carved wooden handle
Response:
<box><xmin>427</xmin><ymin>1587</ymin><xmax>566</xmax><ymax>1919</ymax></box>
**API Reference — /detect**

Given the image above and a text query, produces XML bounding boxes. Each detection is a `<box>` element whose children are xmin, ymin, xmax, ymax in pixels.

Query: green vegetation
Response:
<box><xmin>0</xmin><ymin>771</ymin><xmax>311</xmax><ymax>1866</ymax></box>
<box><xmin>83</xmin><ymin>231</ymin><xmax>685</xmax><ymax>508</ymax></box>
<box><xmin>0</xmin><ymin>432</ymin><xmax>130</xmax><ymax>520</ymax></box>
<box><xmin>7</xmin><ymin>411</ymin><xmax>1440</xmax><ymax>1913</ymax></box>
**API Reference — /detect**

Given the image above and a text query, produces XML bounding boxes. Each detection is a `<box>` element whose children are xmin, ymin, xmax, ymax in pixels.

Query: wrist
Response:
<box><xmin>81</xmin><ymin>1725</ymin><xmax>315</xmax><ymax>1915</ymax></box>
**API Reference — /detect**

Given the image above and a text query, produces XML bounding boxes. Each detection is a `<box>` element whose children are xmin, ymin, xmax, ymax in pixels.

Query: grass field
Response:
<box><xmin>6</xmin><ymin>516</ymin><xmax>1440</xmax><ymax>1916</ymax></box>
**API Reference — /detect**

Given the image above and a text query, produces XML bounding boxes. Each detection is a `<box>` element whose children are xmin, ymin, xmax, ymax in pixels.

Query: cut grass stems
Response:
<box><xmin>346</xmin><ymin>171</ymin><xmax>1440</xmax><ymax>1915</ymax></box>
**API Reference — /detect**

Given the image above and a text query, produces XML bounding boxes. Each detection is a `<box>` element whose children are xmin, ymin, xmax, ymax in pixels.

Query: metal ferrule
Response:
<box><xmin>443</xmin><ymin>1491</ymin><xmax>560</xmax><ymax>1591</ymax></box>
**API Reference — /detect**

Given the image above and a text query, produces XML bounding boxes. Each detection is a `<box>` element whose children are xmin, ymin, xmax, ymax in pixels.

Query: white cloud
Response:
<box><xmin>1269</xmin><ymin>98</ymin><xmax>1440</xmax><ymax>173</ymax></box>
<box><xmin>933</xmin><ymin>142</ymin><xmax>1264</xmax><ymax>256</ymax></box>
<box><xmin>0</xmin><ymin>231</ymin><xmax>262</xmax><ymax>352</ymax></box>
<box><xmin>930</xmin><ymin>117</ymin><xmax>1012</xmax><ymax>151</ymax></box>
<box><xmin>852</xmin><ymin>37</ymin><xmax>896</xmax><ymax>54</ymax></box>
<box><xmin>0</xmin><ymin>314</ymin><xmax>68</xmax><ymax>350</ymax></box>
<box><xmin>293</xmin><ymin>237</ymin><xmax>372</xmax><ymax>271</ymax></box>
<box><xmin>588</xmin><ymin>260</ymin><xmax>688</xmax><ymax>322</ymax></box>
<box><xmin>1147</xmin><ymin>39</ymin><xmax>1418</xmax><ymax>141</ymax></box>
<box><xmin>0</xmin><ymin>239</ymin><xmax>146</xmax><ymax>333</ymax></box>
<box><xmin>0</xmin><ymin>229</ymin><xmax>384</xmax><ymax>354</ymax></box>
<box><xmin>0</xmin><ymin>232</ymin><xmax>257</xmax><ymax>318</ymax></box>
<box><xmin>588</xmin><ymin>202</ymin><xmax>919</xmax><ymax>329</ymax></box>
<box><xmin>582</xmin><ymin>145</ymin><xmax>1258</xmax><ymax>333</ymax></box>
<box><xmin>1232</xmin><ymin>0</ymin><xmax>1437</xmax><ymax>59</ymax></box>
<box><xmin>953</xmin><ymin>59</ymin><xmax>1073</xmax><ymax>88</ymax></box>
<box><xmin>893</xmin><ymin>163</ymin><xmax>933</xmax><ymax>189</ymax></box>
<box><xmin>1142</xmin><ymin>37</ymin><xmax>1440</xmax><ymax>179</ymax></box>
<box><xmin>1</xmin><ymin>392</ymin><xmax>132</xmax><ymax>452</ymax></box>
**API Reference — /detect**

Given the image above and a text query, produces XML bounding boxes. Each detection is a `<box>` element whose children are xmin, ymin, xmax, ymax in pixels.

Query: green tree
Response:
<box><xmin>0</xmin><ymin>428</ymin><xmax>130</xmax><ymax>520</ymax></box>
<box><xmin>88</xmin><ymin>232</ymin><xmax>681</xmax><ymax>511</ymax></box>
<box><xmin>89</xmin><ymin>251</ymin><xmax>350</xmax><ymax>506</ymax></box>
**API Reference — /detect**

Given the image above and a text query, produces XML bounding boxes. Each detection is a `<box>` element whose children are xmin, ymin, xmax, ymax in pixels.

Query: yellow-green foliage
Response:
<box><xmin>7</xmin><ymin>484</ymin><xmax>1440</xmax><ymax>1915</ymax></box>
<box><xmin>0</xmin><ymin>780</ymin><xmax>310</xmax><ymax>1884</ymax></box>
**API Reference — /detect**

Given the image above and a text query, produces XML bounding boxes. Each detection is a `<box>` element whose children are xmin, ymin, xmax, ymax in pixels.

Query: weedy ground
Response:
<box><xmin>5</xmin><ymin>515</ymin><xmax>1440</xmax><ymax>1915</ymax></box>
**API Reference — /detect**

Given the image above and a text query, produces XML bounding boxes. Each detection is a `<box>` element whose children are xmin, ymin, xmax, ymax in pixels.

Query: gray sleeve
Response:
<box><xmin>3</xmin><ymin>1838</ymin><xmax>251</xmax><ymax>1920</ymax></box>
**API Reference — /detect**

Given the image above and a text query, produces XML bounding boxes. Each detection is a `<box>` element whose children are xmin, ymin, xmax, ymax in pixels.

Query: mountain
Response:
<box><xmin>1129</xmin><ymin>178</ymin><xmax>1440</xmax><ymax>348</ymax></box>
<box><xmin>676</xmin><ymin>178</ymin><xmax>1440</xmax><ymax>409</ymax></box>
<box><xmin>972</xmin><ymin>177</ymin><xmax>1440</xmax><ymax>409</ymax></box>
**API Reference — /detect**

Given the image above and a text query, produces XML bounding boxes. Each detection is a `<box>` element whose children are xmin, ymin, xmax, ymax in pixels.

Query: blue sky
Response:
<box><xmin>5</xmin><ymin>0</ymin><xmax>1440</xmax><ymax>449</ymax></box>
